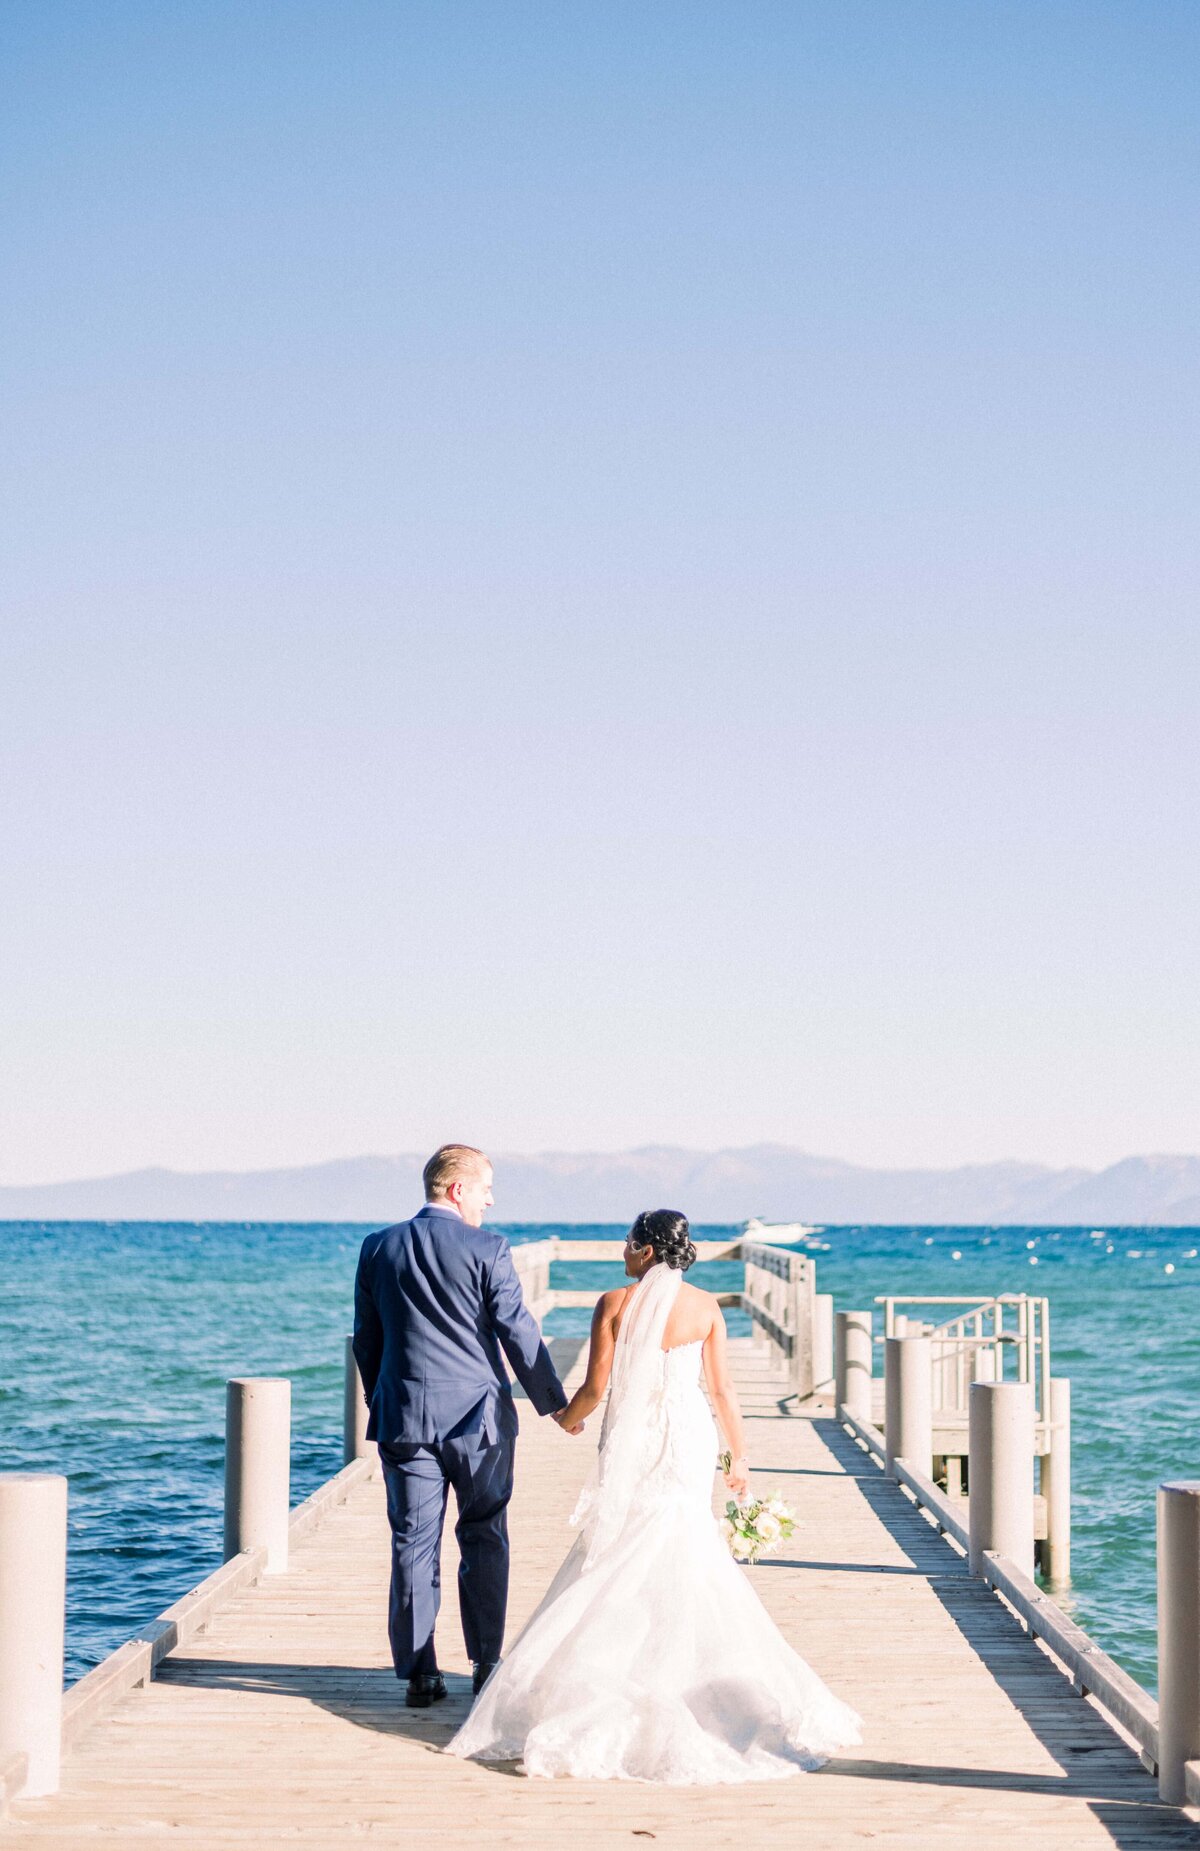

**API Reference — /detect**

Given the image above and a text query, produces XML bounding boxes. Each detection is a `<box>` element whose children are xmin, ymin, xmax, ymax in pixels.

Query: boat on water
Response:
<box><xmin>741</xmin><ymin>1216</ymin><xmax>826</xmax><ymax>1247</ymax></box>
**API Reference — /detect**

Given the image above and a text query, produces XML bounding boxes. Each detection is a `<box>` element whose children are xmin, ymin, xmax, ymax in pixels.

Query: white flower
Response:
<box><xmin>756</xmin><ymin>1511</ymin><xmax>782</xmax><ymax>1545</ymax></box>
<box><xmin>719</xmin><ymin>1516</ymin><xmax>736</xmax><ymax>1542</ymax></box>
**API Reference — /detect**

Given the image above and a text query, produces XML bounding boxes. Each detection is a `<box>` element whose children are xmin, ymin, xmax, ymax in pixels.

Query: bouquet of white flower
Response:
<box><xmin>716</xmin><ymin>1453</ymin><xmax>796</xmax><ymax>1563</ymax></box>
<box><xmin>720</xmin><ymin>1491</ymin><xmax>796</xmax><ymax>1563</ymax></box>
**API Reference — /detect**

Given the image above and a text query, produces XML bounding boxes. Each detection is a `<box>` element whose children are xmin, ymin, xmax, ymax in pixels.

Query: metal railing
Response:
<box><xmin>877</xmin><ymin>1293</ymin><xmax>1052</xmax><ymax>1450</ymax></box>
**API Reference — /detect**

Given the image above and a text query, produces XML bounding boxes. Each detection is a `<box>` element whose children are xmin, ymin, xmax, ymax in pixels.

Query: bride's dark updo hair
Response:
<box><xmin>630</xmin><ymin>1209</ymin><xmax>697</xmax><ymax>1272</ymax></box>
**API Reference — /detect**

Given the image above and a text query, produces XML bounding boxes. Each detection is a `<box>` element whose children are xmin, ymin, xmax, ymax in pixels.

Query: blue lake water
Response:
<box><xmin>1</xmin><ymin>1220</ymin><xmax>1195</xmax><ymax>1690</ymax></box>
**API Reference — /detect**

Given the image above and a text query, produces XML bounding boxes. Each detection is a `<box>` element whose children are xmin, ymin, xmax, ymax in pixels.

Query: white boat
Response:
<box><xmin>741</xmin><ymin>1217</ymin><xmax>823</xmax><ymax>1246</ymax></box>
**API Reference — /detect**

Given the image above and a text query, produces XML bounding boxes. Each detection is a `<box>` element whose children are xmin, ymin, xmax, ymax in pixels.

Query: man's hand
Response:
<box><xmin>553</xmin><ymin>1408</ymin><xmax>585</xmax><ymax>1435</ymax></box>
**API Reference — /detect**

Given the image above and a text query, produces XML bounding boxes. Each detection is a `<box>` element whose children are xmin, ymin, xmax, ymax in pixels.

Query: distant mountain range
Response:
<box><xmin>2</xmin><ymin>1146</ymin><xmax>1199</xmax><ymax>1225</ymax></box>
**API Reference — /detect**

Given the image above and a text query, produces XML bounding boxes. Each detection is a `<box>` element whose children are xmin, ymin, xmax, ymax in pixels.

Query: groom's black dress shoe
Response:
<box><xmin>472</xmin><ymin>1660</ymin><xmax>499</xmax><ymax>1696</ymax></box>
<box><xmin>405</xmin><ymin>1672</ymin><xmax>447</xmax><ymax>1709</ymax></box>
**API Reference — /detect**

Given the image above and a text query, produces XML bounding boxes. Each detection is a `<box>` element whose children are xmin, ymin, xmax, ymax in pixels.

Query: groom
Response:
<box><xmin>353</xmin><ymin>1143</ymin><xmax>573</xmax><ymax>1708</ymax></box>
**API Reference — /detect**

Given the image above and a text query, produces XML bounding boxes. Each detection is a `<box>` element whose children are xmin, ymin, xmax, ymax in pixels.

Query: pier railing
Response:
<box><xmin>834</xmin><ymin>1306</ymin><xmax>1200</xmax><ymax>1809</ymax></box>
<box><xmin>872</xmin><ymin>1291</ymin><xmax>1062</xmax><ymax>1562</ymax></box>
<box><xmin>5</xmin><ymin>1243</ymin><xmax>1200</xmax><ymax>1820</ymax></box>
<box><xmin>837</xmin><ymin>1399</ymin><xmax>1164</xmax><ymax>1770</ymax></box>
<box><xmin>878</xmin><ymin>1292</ymin><xmax>1052</xmax><ymax>1444</ymax></box>
<box><xmin>1</xmin><ymin>1229</ymin><xmax>820</xmax><ymax>1812</ymax></box>
<box><xmin>509</xmin><ymin>1232</ymin><xmax>817</xmax><ymax>1399</ymax></box>
<box><xmin>0</xmin><ymin>1342</ymin><xmax>382</xmax><ymax>1812</ymax></box>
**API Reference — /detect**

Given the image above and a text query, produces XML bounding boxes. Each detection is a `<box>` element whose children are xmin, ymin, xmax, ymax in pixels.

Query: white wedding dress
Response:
<box><xmin>447</xmin><ymin>1262</ymin><xmax>861</xmax><ymax>1784</ymax></box>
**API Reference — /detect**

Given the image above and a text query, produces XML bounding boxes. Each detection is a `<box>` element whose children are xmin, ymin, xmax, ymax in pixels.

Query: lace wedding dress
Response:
<box><xmin>447</xmin><ymin>1261</ymin><xmax>861</xmax><ymax>1783</ymax></box>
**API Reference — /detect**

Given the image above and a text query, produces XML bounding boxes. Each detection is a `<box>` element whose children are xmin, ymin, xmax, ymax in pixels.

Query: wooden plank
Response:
<box><xmin>981</xmin><ymin>1550</ymin><xmax>1161</xmax><ymax>1763</ymax></box>
<box><xmin>56</xmin><ymin>1455</ymin><xmax>378</xmax><ymax>1756</ymax></box>
<box><xmin>4</xmin><ymin>1340</ymin><xmax>1196</xmax><ymax>1848</ymax></box>
<box><xmin>0</xmin><ymin>1757</ymin><xmax>27</xmax><ymax>1823</ymax></box>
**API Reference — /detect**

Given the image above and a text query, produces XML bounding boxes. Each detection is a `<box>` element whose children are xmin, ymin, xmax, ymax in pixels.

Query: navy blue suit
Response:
<box><xmin>352</xmin><ymin>1206</ymin><xmax>566</xmax><ymax>1677</ymax></box>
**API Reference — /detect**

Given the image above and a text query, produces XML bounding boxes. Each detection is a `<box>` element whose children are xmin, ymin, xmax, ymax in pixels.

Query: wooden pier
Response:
<box><xmin>3</xmin><ymin>1238</ymin><xmax>1200</xmax><ymax>1846</ymax></box>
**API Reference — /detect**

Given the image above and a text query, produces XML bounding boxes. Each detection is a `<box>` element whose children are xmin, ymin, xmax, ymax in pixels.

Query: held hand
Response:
<box><xmin>722</xmin><ymin>1457</ymin><xmax>750</xmax><ymax>1500</ymax></box>
<box><xmin>553</xmin><ymin>1409</ymin><xmax>585</xmax><ymax>1435</ymax></box>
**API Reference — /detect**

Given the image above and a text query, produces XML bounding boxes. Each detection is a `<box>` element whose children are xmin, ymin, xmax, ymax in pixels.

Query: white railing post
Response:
<box><xmin>1017</xmin><ymin>1295</ymin><xmax>1030</xmax><ymax>1381</ymax></box>
<box><xmin>788</xmin><ymin>1256</ymin><xmax>815</xmax><ymax>1398</ymax></box>
<box><xmin>1039</xmin><ymin>1299</ymin><xmax>1052</xmax><ymax>1434</ymax></box>
<box><xmin>0</xmin><ymin>1474</ymin><xmax>67</xmax><ymax>1799</ymax></box>
<box><xmin>968</xmin><ymin>1381</ymin><xmax>1034</xmax><ymax>1578</ymax></box>
<box><xmin>835</xmin><ymin>1310</ymin><xmax>873</xmax><ymax>1423</ymax></box>
<box><xmin>750</xmin><ymin>1260</ymin><xmax>769</xmax><ymax>1348</ymax></box>
<box><xmin>813</xmin><ymin>1293</ymin><xmax>834</xmax><ymax>1391</ymax></box>
<box><xmin>224</xmin><ymin>1378</ymin><xmax>291</xmax><ymax>1574</ymax></box>
<box><xmin>343</xmin><ymin>1337</ymin><xmax>374</xmax><ymax>1465</ymax></box>
<box><xmin>1158</xmin><ymin>1480</ymin><xmax>1200</xmax><ymax>1805</ymax></box>
<box><xmin>509</xmin><ymin>1239</ymin><xmax>554</xmax><ymax>1324</ymax></box>
<box><xmin>1041</xmin><ymin>1376</ymin><xmax>1071</xmax><ymax>1584</ymax></box>
<box><xmin>884</xmin><ymin>1336</ymin><xmax>932</xmax><ymax>1479</ymax></box>
<box><xmin>973</xmin><ymin>1342</ymin><xmax>998</xmax><ymax>1383</ymax></box>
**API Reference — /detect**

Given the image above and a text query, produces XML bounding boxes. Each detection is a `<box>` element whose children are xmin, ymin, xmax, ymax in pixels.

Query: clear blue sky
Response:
<box><xmin>3</xmin><ymin>2</ymin><xmax>1198</xmax><ymax>1183</ymax></box>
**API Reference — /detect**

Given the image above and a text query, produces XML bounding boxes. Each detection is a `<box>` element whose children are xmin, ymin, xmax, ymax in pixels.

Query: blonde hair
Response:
<box><xmin>423</xmin><ymin>1142</ymin><xmax>490</xmax><ymax>1199</ymax></box>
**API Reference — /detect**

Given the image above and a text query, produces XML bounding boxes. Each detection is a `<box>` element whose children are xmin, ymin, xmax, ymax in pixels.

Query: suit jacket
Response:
<box><xmin>352</xmin><ymin>1206</ymin><xmax>567</xmax><ymax>1446</ymax></box>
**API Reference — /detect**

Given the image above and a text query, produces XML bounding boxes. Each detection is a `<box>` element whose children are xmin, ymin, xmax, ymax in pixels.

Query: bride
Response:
<box><xmin>447</xmin><ymin>1209</ymin><xmax>861</xmax><ymax>1784</ymax></box>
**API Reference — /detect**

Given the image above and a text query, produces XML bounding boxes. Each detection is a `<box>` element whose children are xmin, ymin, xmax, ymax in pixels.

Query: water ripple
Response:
<box><xmin>1</xmin><ymin>1218</ymin><xmax>1195</xmax><ymax>1691</ymax></box>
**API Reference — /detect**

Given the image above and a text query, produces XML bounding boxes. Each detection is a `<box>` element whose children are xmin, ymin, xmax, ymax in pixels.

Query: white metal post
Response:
<box><xmin>1041</xmin><ymin>1376</ymin><xmax>1071</xmax><ymax>1583</ymax></box>
<box><xmin>0</xmin><ymin>1474</ymin><xmax>67</xmax><ymax>1798</ymax></box>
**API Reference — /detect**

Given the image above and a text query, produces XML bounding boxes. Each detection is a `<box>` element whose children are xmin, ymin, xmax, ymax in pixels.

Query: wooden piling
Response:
<box><xmin>835</xmin><ymin>1310</ymin><xmax>873</xmax><ymax>1423</ymax></box>
<box><xmin>813</xmin><ymin>1292</ymin><xmax>834</xmax><ymax>1389</ymax></box>
<box><xmin>968</xmin><ymin>1381</ymin><xmax>1034</xmax><ymax>1579</ymax></box>
<box><xmin>1158</xmin><ymin>1479</ymin><xmax>1200</xmax><ymax>1805</ymax></box>
<box><xmin>0</xmin><ymin>1474</ymin><xmax>67</xmax><ymax>1799</ymax></box>
<box><xmin>884</xmin><ymin>1336</ymin><xmax>933</xmax><ymax>1479</ymax></box>
<box><xmin>224</xmin><ymin>1379</ymin><xmax>291</xmax><ymax>1574</ymax></box>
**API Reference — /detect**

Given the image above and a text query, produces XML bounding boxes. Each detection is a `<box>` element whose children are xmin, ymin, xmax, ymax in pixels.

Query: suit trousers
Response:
<box><xmin>378</xmin><ymin>1424</ymin><xmax>516</xmax><ymax>1678</ymax></box>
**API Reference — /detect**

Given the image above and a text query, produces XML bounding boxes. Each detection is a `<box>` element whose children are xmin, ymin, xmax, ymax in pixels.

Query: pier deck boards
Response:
<box><xmin>5</xmin><ymin>1340</ymin><xmax>1197</xmax><ymax>1849</ymax></box>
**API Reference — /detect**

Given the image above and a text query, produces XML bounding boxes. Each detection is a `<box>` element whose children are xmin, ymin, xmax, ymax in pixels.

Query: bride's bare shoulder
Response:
<box><xmin>600</xmin><ymin>1283</ymin><xmax>637</xmax><ymax>1328</ymax></box>
<box><xmin>676</xmin><ymin>1278</ymin><xmax>723</xmax><ymax>1339</ymax></box>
